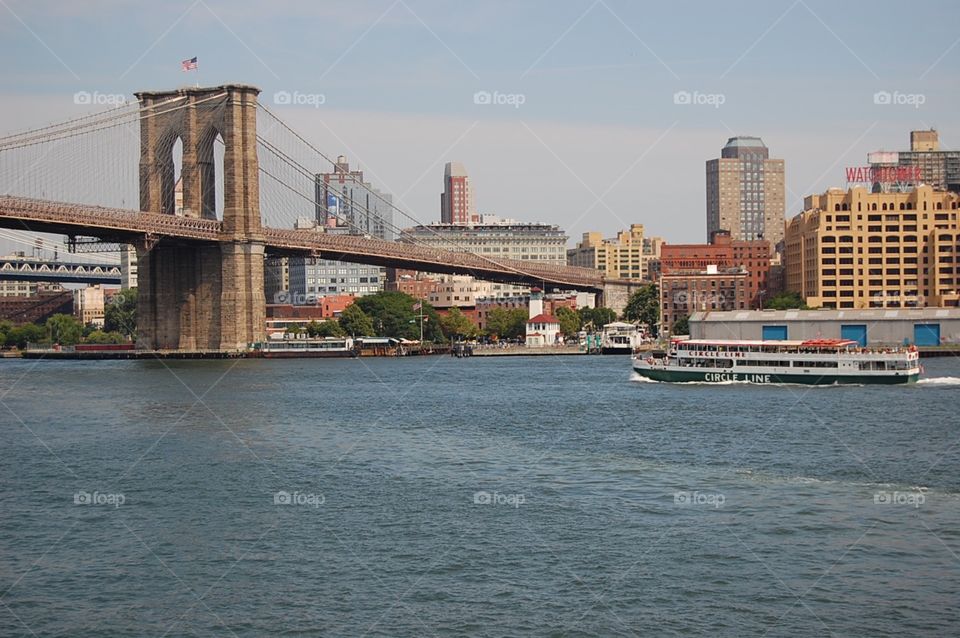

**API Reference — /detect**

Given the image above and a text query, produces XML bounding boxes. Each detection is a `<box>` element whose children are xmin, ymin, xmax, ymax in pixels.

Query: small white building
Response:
<box><xmin>526</xmin><ymin>313</ymin><xmax>561</xmax><ymax>347</ymax></box>
<box><xmin>524</xmin><ymin>288</ymin><xmax>560</xmax><ymax>347</ymax></box>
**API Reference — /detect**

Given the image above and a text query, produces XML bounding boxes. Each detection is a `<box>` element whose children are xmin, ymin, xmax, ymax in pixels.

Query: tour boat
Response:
<box><xmin>632</xmin><ymin>338</ymin><xmax>921</xmax><ymax>385</ymax></box>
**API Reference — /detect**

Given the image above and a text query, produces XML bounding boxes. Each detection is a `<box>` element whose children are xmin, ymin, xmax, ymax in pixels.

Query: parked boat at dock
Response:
<box><xmin>256</xmin><ymin>337</ymin><xmax>358</xmax><ymax>358</ymax></box>
<box><xmin>600</xmin><ymin>322</ymin><xmax>643</xmax><ymax>354</ymax></box>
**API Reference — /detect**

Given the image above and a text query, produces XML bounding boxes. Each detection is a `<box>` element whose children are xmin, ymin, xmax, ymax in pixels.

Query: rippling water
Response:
<box><xmin>1</xmin><ymin>355</ymin><xmax>958</xmax><ymax>636</ymax></box>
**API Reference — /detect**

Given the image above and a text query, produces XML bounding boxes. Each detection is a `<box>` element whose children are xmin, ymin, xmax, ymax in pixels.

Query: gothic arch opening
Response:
<box><xmin>213</xmin><ymin>132</ymin><xmax>224</xmax><ymax>219</ymax></box>
<box><xmin>197</xmin><ymin>127</ymin><xmax>223</xmax><ymax>220</ymax></box>
<box><xmin>171</xmin><ymin>136</ymin><xmax>183</xmax><ymax>214</ymax></box>
<box><xmin>152</xmin><ymin>132</ymin><xmax>182</xmax><ymax>215</ymax></box>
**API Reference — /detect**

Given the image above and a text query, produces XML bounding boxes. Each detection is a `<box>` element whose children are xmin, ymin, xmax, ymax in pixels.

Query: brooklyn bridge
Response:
<box><xmin>0</xmin><ymin>84</ymin><xmax>640</xmax><ymax>351</ymax></box>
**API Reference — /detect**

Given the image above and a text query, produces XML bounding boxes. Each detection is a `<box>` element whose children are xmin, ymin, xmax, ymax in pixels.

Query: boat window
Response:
<box><xmin>741</xmin><ymin>360</ymin><xmax>793</xmax><ymax>367</ymax></box>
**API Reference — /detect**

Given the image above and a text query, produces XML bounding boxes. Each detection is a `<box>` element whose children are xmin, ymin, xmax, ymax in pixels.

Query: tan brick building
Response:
<box><xmin>566</xmin><ymin>224</ymin><xmax>664</xmax><ymax>281</ymax></box>
<box><xmin>784</xmin><ymin>185</ymin><xmax>960</xmax><ymax>309</ymax></box>
<box><xmin>706</xmin><ymin>136</ymin><xmax>786</xmax><ymax>250</ymax></box>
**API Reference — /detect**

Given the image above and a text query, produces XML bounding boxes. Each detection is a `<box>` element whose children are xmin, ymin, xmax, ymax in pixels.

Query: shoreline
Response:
<box><xmin>5</xmin><ymin>344</ymin><xmax>960</xmax><ymax>360</ymax></box>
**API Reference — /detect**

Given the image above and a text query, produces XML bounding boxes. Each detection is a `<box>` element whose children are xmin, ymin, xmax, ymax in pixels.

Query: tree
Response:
<box><xmin>311</xmin><ymin>320</ymin><xmax>346</xmax><ymax>338</ymax></box>
<box><xmin>354</xmin><ymin>292</ymin><xmax>443</xmax><ymax>341</ymax></box>
<box><xmin>764</xmin><ymin>291</ymin><xmax>809</xmax><ymax>310</ymax></box>
<box><xmin>555</xmin><ymin>306</ymin><xmax>581</xmax><ymax>336</ymax></box>
<box><xmin>338</xmin><ymin>303</ymin><xmax>375</xmax><ymax>337</ymax></box>
<box><xmin>671</xmin><ymin>314</ymin><xmax>690</xmax><ymax>336</ymax></box>
<box><xmin>285</xmin><ymin>323</ymin><xmax>304</xmax><ymax>337</ymax></box>
<box><xmin>4</xmin><ymin>323</ymin><xmax>45</xmax><ymax>349</ymax></box>
<box><xmin>46</xmin><ymin>313</ymin><xmax>83</xmax><ymax>345</ymax></box>
<box><xmin>84</xmin><ymin>330</ymin><xmax>127</xmax><ymax>344</ymax></box>
<box><xmin>577</xmin><ymin>307</ymin><xmax>594</xmax><ymax>329</ymax></box>
<box><xmin>440</xmin><ymin>307</ymin><xmax>479</xmax><ymax>340</ymax></box>
<box><xmin>104</xmin><ymin>287</ymin><xmax>138</xmax><ymax>337</ymax></box>
<box><xmin>622</xmin><ymin>284</ymin><xmax>660</xmax><ymax>337</ymax></box>
<box><xmin>0</xmin><ymin>320</ymin><xmax>12</xmax><ymax>347</ymax></box>
<box><xmin>485</xmin><ymin>307</ymin><xmax>527</xmax><ymax>339</ymax></box>
<box><xmin>591</xmin><ymin>307</ymin><xmax>618</xmax><ymax>328</ymax></box>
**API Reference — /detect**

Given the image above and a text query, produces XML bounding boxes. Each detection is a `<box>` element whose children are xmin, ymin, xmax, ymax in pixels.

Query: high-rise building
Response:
<box><xmin>566</xmin><ymin>224</ymin><xmax>664</xmax><ymax>281</ymax></box>
<box><xmin>279</xmin><ymin>156</ymin><xmax>393</xmax><ymax>303</ymax></box>
<box><xmin>440</xmin><ymin>161</ymin><xmax>476</xmax><ymax>224</ymax></box>
<box><xmin>120</xmin><ymin>246</ymin><xmax>138</xmax><ymax>289</ymax></box>
<box><xmin>286</xmin><ymin>224</ymin><xmax>385</xmax><ymax>301</ymax></box>
<box><xmin>864</xmin><ymin>130</ymin><xmax>960</xmax><ymax>193</ymax></box>
<box><xmin>784</xmin><ymin>185</ymin><xmax>960</xmax><ymax>309</ymax></box>
<box><xmin>315</xmin><ymin>155</ymin><xmax>395</xmax><ymax>240</ymax></box>
<box><xmin>399</xmin><ymin>221</ymin><xmax>568</xmax><ymax>297</ymax></box>
<box><xmin>264</xmin><ymin>256</ymin><xmax>289</xmax><ymax>303</ymax></box>
<box><xmin>706</xmin><ymin>136</ymin><xmax>785</xmax><ymax>249</ymax></box>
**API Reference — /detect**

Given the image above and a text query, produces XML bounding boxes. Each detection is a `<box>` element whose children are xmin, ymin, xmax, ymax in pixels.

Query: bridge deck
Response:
<box><xmin>0</xmin><ymin>195</ymin><xmax>627</xmax><ymax>290</ymax></box>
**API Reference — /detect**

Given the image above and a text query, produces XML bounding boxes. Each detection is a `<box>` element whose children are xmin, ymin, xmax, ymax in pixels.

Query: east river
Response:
<box><xmin>1</xmin><ymin>355</ymin><xmax>958</xmax><ymax>636</ymax></box>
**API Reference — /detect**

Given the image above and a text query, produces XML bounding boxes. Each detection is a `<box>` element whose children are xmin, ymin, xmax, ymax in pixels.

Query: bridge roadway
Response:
<box><xmin>0</xmin><ymin>195</ymin><xmax>619</xmax><ymax>291</ymax></box>
<box><xmin>0</xmin><ymin>258</ymin><xmax>121</xmax><ymax>284</ymax></box>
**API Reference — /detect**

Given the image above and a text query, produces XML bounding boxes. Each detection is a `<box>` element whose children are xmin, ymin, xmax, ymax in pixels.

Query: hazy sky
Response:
<box><xmin>1</xmin><ymin>0</ymin><xmax>957</xmax><ymax>257</ymax></box>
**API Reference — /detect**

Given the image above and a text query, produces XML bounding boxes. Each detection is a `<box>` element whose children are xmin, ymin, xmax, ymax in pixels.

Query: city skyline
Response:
<box><xmin>0</xmin><ymin>7</ymin><xmax>959</xmax><ymax>636</ymax></box>
<box><xmin>0</xmin><ymin>0</ymin><xmax>957</xmax><ymax>258</ymax></box>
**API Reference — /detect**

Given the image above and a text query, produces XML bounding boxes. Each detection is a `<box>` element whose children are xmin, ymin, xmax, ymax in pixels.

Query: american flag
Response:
<box><xmin>412</xmin><ymin>302</ymin><xmax>422</xmax><ymax>311</ymax></box>
<box><xmin>181</xmin><ymin>57</ymin><xmax>198</xmax><ymax>71</ymax></box>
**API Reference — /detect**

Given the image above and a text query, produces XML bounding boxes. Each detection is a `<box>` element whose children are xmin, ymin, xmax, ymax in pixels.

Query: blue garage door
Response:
<box><xmin>914</xmin><ymin>323</ymin><xmax>941</xmax><ymax>346</ymax></box>
<box><xmin>762</xmin><ymin>325</ymin><xmax>788</xmax><ymax>341</ymax></box>
<box><xmin>840</xmin><ymin>324</ymin><xmax>867</xmax><ymax>346</ymax></box>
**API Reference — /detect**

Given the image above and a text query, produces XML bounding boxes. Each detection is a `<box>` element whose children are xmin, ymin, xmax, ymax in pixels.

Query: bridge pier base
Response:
<box><xmin>135</xmin><ymin>241</ymin><xmax>264</xmax><ymax>351</ymax></box>
<box><xmin>218</xmin><ymin>241</ymin><xmax>265</xmax><ymax>351</ymax></box>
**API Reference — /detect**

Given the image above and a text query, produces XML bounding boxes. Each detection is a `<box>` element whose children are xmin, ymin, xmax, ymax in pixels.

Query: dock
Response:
<box><xmin>472</xmin><ymin>345</ymin><xmax>586</xmax><ymax>357</ymax></box>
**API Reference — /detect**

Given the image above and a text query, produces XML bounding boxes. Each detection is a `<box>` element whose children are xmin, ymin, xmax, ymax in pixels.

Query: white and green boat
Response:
<box><xmin>633</xmin><ymin>338</ymin><xmax>921</xmax><ymax>385</ymax></box>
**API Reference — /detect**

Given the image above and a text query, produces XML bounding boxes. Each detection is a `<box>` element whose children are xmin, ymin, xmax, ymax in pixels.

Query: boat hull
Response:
<box><xmin>259</xmin><ymin>350</ymin><xmax>358</xmax><ymax>359</ymax></box>
<box><xmin>633</xmin><ymin>364</ymin><xmax>919</xmax><ymax>385</ymax></box>
<box><xmin>601</xmin><ymin>346</ymin><xmax>633</xmax><ymax>355</ymax></box>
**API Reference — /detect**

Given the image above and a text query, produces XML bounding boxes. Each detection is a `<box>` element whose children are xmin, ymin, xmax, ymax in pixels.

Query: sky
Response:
<box><xmin>0</xmin><ymin>0</ymin><xmax>958</xmax><ymax>257</ymax></box>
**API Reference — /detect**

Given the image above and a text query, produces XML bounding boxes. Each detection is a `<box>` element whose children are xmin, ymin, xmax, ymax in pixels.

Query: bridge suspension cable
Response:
<box><xmin>0</xmin><ymin>93</ymin><xmax>602</xmax><ymax>290</ymax></box>
<box><xmin>0</xmin><ymin>92</ymin><xmax>230</xmax><ymax>256</ymax></box>
<box><xmin>0</xmin><ymin>94</ymin><xmax>206</xmax><ymax>152</ymax></box>
<box><xmin>0</xmin><ymin>229</ymin><xmax>120</xmax><ymax>263</ymax></box>
<box><xmin>255</xmin><ymin>102</ymin><xmax>553</xmax><ymax>286</ymax></box>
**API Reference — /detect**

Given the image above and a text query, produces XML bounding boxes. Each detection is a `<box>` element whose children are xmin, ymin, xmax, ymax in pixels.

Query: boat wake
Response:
<box><xmin>734</xmin><ymin>469</ymin><xmax>950</xmax><ymax>494</ymax></box>
<box><xmin>918</xmin><ymin>376</ymin><xmax>960</xmax><ymax>386</ymax></box>
<box><xmin>629</xmin><ymin>372</ymin><xmax>659</xmax><ymax>383</ymax></box>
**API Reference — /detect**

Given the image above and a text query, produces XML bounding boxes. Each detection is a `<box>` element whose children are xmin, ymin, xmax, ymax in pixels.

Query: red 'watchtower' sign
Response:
<box><xmin>845</xmin><ymin>166</ymin><xmax>923</xmax><ymax>184</ymax></box>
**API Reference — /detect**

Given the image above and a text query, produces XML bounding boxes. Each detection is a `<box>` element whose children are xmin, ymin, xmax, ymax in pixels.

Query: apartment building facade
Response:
<box><xmin>784</xmin><ymin>185</ymin><xmax>960</xmax><ymax>308</ymax></box>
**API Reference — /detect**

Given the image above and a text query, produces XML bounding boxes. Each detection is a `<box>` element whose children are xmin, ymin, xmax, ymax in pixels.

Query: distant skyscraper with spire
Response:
<box><xmin>440</xmin><ymin>161</ymin><xmax>476</xmax><ymax>224</ymax></box>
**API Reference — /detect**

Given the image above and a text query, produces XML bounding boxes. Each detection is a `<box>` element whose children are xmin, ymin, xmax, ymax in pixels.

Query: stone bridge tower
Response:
<box><xmin>134</xmin><ymin>84</ymin><xmax>265</xmax><ymax>351</ymax></box>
